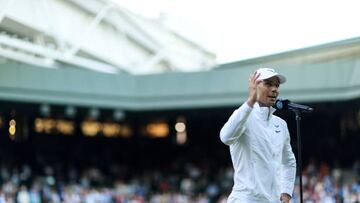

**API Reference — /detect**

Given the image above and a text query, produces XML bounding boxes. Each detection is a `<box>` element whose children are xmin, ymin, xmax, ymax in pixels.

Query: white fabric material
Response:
<box><xmin>256</xmin><ymin>68</ymin><xmax>287</xmax><ymax>84</ymax></box>
<box><xmin>220</xmin><ymin>102</ymin><xmax>296</xmax><ymax>203</ymax></box>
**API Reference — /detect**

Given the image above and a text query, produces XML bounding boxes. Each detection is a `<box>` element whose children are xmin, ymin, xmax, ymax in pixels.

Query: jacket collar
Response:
<box><xmin>254</xmin><ymin>102</ymin><xmax>276</xmax><ymax>121</ymax></box>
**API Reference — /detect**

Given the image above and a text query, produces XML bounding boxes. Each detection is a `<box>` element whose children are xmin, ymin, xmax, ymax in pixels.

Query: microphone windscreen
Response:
<box><xmin>274</xmin><ymin>99</ymin><xmax>289</xmax><ymax>110</ymax></box>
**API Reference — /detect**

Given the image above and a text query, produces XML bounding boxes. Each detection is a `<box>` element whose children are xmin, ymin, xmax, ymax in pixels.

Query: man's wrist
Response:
<box><xmin>246</xmin><ymin>98</ymin><xmax>256</xmax><ymax>107</ymax></box>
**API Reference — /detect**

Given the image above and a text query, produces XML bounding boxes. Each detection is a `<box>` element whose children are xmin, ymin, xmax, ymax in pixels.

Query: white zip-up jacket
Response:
<box><xmin>220</xmin><ymin>102</ymin><xmax>296</xmax><ymax>203</ymax></box>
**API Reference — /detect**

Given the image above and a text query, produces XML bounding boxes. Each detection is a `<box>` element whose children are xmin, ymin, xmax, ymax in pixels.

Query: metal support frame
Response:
<box><xmin>0</xmin><ymin>33</ymin><xmax>119</xmax><ymax>73</ymax></box>
<box><xmin>66</xmin><ymin>3</ymin><xmax>114</xmax><ymax>57</ymax></box>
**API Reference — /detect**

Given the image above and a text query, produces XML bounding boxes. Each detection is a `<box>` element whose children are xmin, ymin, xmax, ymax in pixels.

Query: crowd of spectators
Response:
<box><xmin>0</xmin><ymin>159</ymin><xmax>360</xmax><ymax>203</ymax></box>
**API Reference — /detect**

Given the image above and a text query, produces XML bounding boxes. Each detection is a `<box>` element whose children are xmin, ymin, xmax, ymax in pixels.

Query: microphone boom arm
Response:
<box><xmin>274</xmin><ymin>99</ymin><xmax>314</xmax><ymax>113</ymax></box>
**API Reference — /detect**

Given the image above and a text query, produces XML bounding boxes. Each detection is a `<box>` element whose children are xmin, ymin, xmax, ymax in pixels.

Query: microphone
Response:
<box><xmin>274</xmin><ymin>99</ymin><xmax>314</xmax><ymax>112</ymax></box>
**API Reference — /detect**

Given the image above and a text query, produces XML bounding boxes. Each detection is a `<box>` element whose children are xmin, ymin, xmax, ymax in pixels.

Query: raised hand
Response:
<box><xmin>246</xmin><ymin>71</ymin><xmax>261</xmax><ymax>107</ymax></box>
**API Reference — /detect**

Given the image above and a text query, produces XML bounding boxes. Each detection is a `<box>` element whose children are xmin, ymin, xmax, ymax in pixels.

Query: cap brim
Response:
<box><xmin>276</xmin><ymin>74</ymin><xmax>286</xmax><ymax>84</ymax></box>
<box><xmin>258</xmin><ymin>73</ymin><xmax>287</xmax><ymax>84</ymax></box>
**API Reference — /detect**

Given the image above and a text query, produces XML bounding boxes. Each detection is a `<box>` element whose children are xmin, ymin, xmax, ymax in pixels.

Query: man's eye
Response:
<box><xmin>265</xmin><ymin>81</ymin><xmax>279</xmax><ymax>87</ymax></box>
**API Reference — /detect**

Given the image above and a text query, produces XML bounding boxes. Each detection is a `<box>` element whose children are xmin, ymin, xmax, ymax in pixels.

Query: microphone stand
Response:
<box><xmin>294</xmin><ymin>109</ymin><xmax>303</xmax><ymax>203</ymax></box>
<box><xmin>274</xmin><ymin>99</ymin><xmax>313</xmax><ymax>203</ymax></box>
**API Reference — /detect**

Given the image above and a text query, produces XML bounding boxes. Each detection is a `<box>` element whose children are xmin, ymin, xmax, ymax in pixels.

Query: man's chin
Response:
<box><xmin>259</xmin><ymin>99</ymin><xmax>276</xmax><ymax>107</ymax></box>
<box><xmin>269</xmin><ymin>100</ymin><xmax>276</xmax><ymax>106</ymax></box>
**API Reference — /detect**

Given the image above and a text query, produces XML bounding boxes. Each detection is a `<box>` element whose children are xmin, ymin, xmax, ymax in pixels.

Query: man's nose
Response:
<box><xmin>271</xmin><ymin>86</ymin><xmax>279</xmax><ymax>93</ymax></box>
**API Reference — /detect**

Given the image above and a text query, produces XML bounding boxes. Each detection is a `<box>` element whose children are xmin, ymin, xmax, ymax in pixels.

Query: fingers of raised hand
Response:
<box><xmin>249</xmin><ymin>71</ymin><xmax>261</xmax><ymax>84</ymax></box>
<box><xmin>254</xmin><ymin>72</ymin><xmax>260</xmax><ymax>80</ymax></box>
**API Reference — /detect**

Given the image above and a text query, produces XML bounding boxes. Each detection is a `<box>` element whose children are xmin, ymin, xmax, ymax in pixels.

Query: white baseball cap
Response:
<box><xmin>256</xmin><ymin>68</ymin><xmax>286</xmax><ymax>84</ymax></box>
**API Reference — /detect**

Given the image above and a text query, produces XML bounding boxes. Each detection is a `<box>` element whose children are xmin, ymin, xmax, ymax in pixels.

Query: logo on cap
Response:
<box><xmin>266</xmin><ymin>68</ymin><xmax>275</xmax><ymax>73</ymax></box>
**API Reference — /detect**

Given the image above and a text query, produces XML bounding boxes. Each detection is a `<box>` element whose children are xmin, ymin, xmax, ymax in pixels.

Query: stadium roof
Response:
<box><xmin>0</xmin><ymin>37</ymin><xmax>360</xmax><ymax>110</ymax></box>
<box><xmin>0</xmin><ymin>0</ymin><xmax>215</xmax><ymax>74</ymax></box>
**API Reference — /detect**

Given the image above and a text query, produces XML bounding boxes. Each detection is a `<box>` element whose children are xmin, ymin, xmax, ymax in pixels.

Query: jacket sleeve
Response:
<box><xmin>280</xmin><ymin>126</ymin><xmax>297</xmax><ymax>197</ymax></box>
<box><xmin>219</xmin><ymin>102</ymin><xmax>252</xmax><ymax>145</ymax></box>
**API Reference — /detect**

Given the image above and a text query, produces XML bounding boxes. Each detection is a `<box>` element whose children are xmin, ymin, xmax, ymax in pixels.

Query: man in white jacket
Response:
<box><xmin>220</xmin><ymin>68</ymin><xmax>296</xmax><ymax>203</ymax></box>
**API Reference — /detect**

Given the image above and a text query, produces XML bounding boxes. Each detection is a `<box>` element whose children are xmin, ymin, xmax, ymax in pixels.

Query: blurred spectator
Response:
<box><xmin>0</xmin><ymin>158</ymin><xmax>359</xmax><ymax>202</ymax></box>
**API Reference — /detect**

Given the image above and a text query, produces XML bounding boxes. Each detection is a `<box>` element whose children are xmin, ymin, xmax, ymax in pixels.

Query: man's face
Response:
<box><xmin>257</xmin><ymin>76</ymin><xmax>280</xmax><ymax>107</ymax></box>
